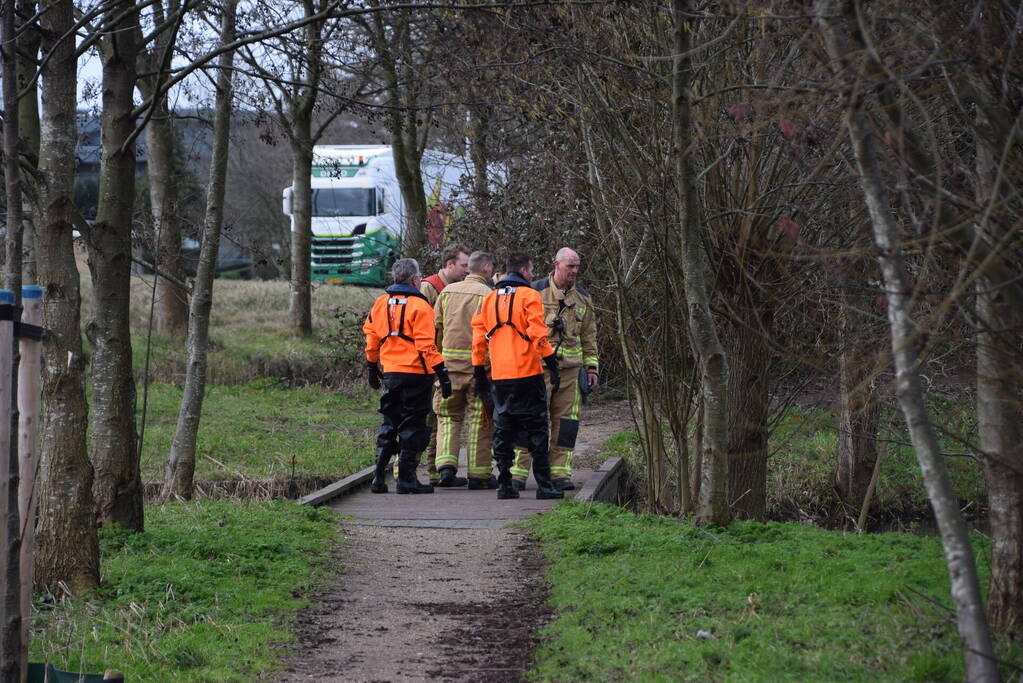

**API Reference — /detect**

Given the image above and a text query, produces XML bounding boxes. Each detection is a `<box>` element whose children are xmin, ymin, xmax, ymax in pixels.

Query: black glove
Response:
<box><xmin>367</xmin><ymin>361</ymin><xmax>381</xmax><ymax>390</ymax></box>
<box><xmin>433</xmin><ymin>363</ymin><xmax>452</xmax><ymax>398</ymax></box>
<box><xmin>543</xmin><ymin>354</ymin><xmax>561</xmax><ymax>393</ymax></box>
<box><xmin>473</xmin><ymin>365</ymin><xmax>493</xmax><ymax>410</ymax></box>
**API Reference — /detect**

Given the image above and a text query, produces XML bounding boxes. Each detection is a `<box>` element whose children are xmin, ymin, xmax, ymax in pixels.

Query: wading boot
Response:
<box><xmin>533</xmin><ymin>456</ymin><xmax>564</xmax><ymax>500</ymax></box>
<box><xmin>497</xmin><ymin>484</ymin><xmax>519</xmax><ymax>500</ymax></box>
<box><xmin>396</xmin><ymin>453</ymin><xmax>434</xmax><ymax>494</ymax></box>
<box><xmin>371</xmin><ymin>449</ymin><xmax>390</xmax><ymax>494</ymax></box>
<box><xmin>436</xmin><ymin>466</ymin><xmax>467</xmax><ymax>488</ymax></box>
<box><xmin>495</xmin><ymin>456</ymin><xmax>518</xmax><ymax>499</ymax></box>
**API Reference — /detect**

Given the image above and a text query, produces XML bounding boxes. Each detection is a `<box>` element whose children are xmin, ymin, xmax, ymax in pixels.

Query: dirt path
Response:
<box><xmin>278</xmin><ymin>399</ymin><xmax>632</xmax><ymax>682</ymax></box>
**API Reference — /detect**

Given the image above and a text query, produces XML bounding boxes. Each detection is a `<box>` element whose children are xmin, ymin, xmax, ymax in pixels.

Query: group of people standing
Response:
<box><xmin>362</xmin><ymin>245</ymin><xmax>599</xmax><ymax>500</ymax></box>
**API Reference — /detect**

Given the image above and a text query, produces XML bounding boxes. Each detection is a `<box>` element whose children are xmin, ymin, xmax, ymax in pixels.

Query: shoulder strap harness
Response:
<box><xmin>382</xmin><ymin>296</ymin><xmax>429</xmax><ymax>373</ymax></box>
<box><xmin>485</xmin><ymin>287</ymin><xmax>531</xmax><ymax>343</ymax></box>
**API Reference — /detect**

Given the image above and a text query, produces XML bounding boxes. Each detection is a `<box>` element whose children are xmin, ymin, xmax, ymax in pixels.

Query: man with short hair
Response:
<box><xmin>364</xmin><ymin>258</ymin><xmax>453</xmax><ymax>494</ymax></box>
<box><xmin>414</xmin><ymin>243</ymin><xmax>470</xmax><ymax>484</ymax></box>
<box><xmin>471</xmin><ymin>252</ymin><xmax>564</xmax><ymax>500</ymax></box>
<box><xmin>420</xmin><ymin>243</ymin><xmax>470</xmax><ymax>305</ymax></box>
<box><xmin>433</xmin><ymin>251</ymin><xmax>497</xmax><ymax>488</ymax></box>
<box><xmin>511</xmin><ymin>247</ymin><xmax>599</xmax><ymax>491</ymax></box>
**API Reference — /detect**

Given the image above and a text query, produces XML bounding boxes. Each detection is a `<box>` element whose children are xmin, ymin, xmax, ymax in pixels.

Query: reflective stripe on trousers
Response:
<box><xmin>511</xmin><ymin>370</ymin><xmax>581</xmax><ymax>481</ymax></box>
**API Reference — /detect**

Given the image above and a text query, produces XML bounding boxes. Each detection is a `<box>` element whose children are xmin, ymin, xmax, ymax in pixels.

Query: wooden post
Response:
<box><xmin>17</xmin><ymin>285</ymin><xmax>42</xmax><ymax>680</ymax></box>
<box><xmin>0</xmin><ymin>289</ymin><xmax>15</xmax><ymax>682</ymax></box>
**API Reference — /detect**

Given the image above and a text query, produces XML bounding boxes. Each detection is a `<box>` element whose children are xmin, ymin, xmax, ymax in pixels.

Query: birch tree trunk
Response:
<box><xmin>161</xmin><ymin>0</ymin><xmax>238</xmax><ymax>500</ymax></box>
<box><xmin>672</xmin><ymin>0</ymin><xmax>729</xmax><ymax>526</ymax></box>
<box><xmin>1</xmin><ymin>1</ymin><xmax>23</xmax><ymax>676</ymax></box>
<box><xmin>87</xmin><ymin>0</ymin><xmax>142</xmax><ymax>530</ymax></box>
<box><xmin>32</xmin><ymin>0</ymin><xmax>99</xmax><ymax>594</ymax></box>
<box><xmin>817</xmin><ymin>2</ymin><xmax>999</xmax><ymax>677</ymax></box>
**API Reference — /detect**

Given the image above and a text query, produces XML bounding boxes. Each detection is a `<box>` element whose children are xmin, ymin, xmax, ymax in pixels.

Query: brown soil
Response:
<box><xmin>278</xmin><ymin>527</ymin><xmax>551</xmax><ymax>682</ymax></box>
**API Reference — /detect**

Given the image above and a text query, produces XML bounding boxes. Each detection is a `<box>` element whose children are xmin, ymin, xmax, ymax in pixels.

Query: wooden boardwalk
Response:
<box><xmin>329</xmin><ymin>466</ymin><xmax>594</xmax><ymax>528</ymax></box>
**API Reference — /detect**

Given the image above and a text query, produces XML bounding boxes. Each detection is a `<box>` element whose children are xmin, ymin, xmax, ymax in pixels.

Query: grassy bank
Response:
<box><xmin>137</xmin><ymin>380</ymin><xmax>378</xmax><ymax>483</ymax></box>
<box><xmin>119</xmin><ymin>277</ymin><xmax>381</xmax><ymax>386</ymax></box>
<box><xmin>31</xmin><ymin>501</ymin><xmax>338</xmax><ymax>681</ymax></box>
<box><xmin>528</xmin><ymin>502</ymin><xmax>1016</xmax><ymax>681</ymax></box>
<box><xmin>602</xmin><ymin>402</ymin><xmax>987</xmax><ymax>526</ymax></box>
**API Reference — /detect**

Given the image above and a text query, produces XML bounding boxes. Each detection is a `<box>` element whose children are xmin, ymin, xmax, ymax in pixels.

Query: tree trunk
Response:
<box><xmin>836</xmin><ymin>287</ymin><xmax>879</xmax><ymax>503</ymax></box>
<box><xmin>817</xmin><ymin>2</ymin><xmax>999</xmax><ymax>677</ymax></box>
<box><xmin>1</xmin><ymin>1</ymin><xmax>23</xmax><ymax>676</ymax></box>
<box><xmin>973</xmin><ymin>0</ymin><xmax>1023</xmax><ymax>639</ymax></box>
<box><xmin>161</xmin><ymin>0</ymin><xmax>238</xmax><ymax>500</ymax></box>
<box><xmin>468</xmin><ymin>105</ymin><xmax>490</xmax><ymax>209</ymax></box>
<box><xmin>32</xmin><ymin>0</ymin><xmax>99</xmax><ymax>595</ymax></box>
<box><xmin>286</xmin><ymin>0</ymin><xmax>323</xmax><ymax>337</ymax></box>
<box><xmin>288</xmin><ymin>133</ymin><xmax>313</xmax><ymax>336</ymax></box>
<box><xmin>137</xmin><ymin>0</ymin><xmax>187</xmax><ymax>338</ymax></box>
<box><xmin>17</xmin><ymin>2</ymin><xmax>40</xmax><ymax>286</ymax></box>
<box><xmin>87</xmin><ymin>0</ymin><xmax>142</xmax><ymax>531</ymax></box>
<box><xmin>672</xmin><ymin>0</ymin><xmax>729</xmax><ymax>526</ymax></box>
<box><xmin>146</xmin><ymin>101</ymin><xmax>188</xmax><ymax>337</ymax></box>
<box><xmin>724</xmin><ymin>312</ymin><xmax>769</xmax><ymax>521</ymax></box>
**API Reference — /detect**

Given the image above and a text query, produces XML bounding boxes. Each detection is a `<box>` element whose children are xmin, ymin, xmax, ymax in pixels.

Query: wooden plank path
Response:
<box><xmin>328</xmin><ymin>466</ymin><xmax>595</xmax><ymax>527</ymax></box>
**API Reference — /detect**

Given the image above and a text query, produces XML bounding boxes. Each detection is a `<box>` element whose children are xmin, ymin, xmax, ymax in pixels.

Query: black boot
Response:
<box><xmin>495</xmin><ymin>456</ymin><xmax>518</xmax><ymax>499</ymax></box>
<box><xmin>436</xmin><ymin>466</ymin><xmax>467</xmax><ymax>488</ymax></box>
<box><xmin>532</xmin><ymin>453</ymin><xmax>564</xmax><ymax>500</ymax></box>
<box><xmin>467</xmin><ymin>475</ymin><xmax>499</xmax><ymax>490</ymax></box>
<box><xmin>396</xmin><ymin>453</ymin><xmax>434</xmax><ymax>494</ymax></box>
<box><xmin>371</xmin><ymin>449</ymin><xmax>391</xmax><ymax>494</ymax></box>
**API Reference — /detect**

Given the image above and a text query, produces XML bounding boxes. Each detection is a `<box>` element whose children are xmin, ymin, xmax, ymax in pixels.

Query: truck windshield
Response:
<box><xmin>311</xmin><ymin>188</ymin><xmax>376</xmax><ymax>217</ymax></box>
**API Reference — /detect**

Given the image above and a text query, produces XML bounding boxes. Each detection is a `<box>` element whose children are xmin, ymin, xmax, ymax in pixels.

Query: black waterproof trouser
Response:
<box><xmin>376</xmin><ymin>372</ymin><xmax>434</xmax><ymax>476</ymax></box>
<box><xmin>490</xmin><ymin>373</ymin><xmax>555</xmax><ymax>489</ymax></box>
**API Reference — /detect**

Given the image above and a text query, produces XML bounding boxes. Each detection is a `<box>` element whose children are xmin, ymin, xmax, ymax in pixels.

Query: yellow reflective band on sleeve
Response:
<box><xmin>441</xmin><ymin>347</ymin><xmax>472</xmax><ymax>357</ymax></box>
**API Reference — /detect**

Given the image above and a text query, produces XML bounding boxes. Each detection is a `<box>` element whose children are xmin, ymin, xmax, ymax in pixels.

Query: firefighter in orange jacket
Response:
<box><xmin>364</xmin><ymin>258</ymin><xmax>452</xmax><ymax>494</ymax></box>
<box><xmin>471</xmin><ymin>252</ymin><xmax>564</xmax><ymax>500</ymax></box>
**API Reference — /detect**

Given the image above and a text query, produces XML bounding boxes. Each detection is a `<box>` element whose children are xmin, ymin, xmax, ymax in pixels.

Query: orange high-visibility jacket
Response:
<box><xmin>471</xmin><ymin>275</ymin><xmax>554</xmax><ymax>380</ymax></box>
<box><xmin>364</xmin><ymin>287</ymin><xmax>444</xmax><ymax>374</ymax></box>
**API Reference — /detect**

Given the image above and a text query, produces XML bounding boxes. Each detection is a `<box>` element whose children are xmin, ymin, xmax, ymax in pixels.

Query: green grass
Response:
<box><xmin>137</xmin><ymin>380</ymin><xmax>379</xmax><ymax>482</ymax></box>
<box><xmin>31</xmin><ymin>500</ymin><xmax>339</xmax><ymax>681</ymax></box>
<box><xmin>82</xmin><ymin>274</ymin><xmax>381</xmax><ymax>385</ymax></box>
<box><xmin>528</xmin><ymin>502</ymin><xmax>1017</xmax><ymax>681</ymax></box>
<box><xmin>603</xmin><ymin>403</ymin><xmax>987</xmax><ymax>523</ymax></box>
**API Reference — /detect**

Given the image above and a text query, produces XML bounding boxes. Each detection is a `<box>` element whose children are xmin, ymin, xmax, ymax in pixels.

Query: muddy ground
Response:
<box><xmin>277</xmin><ymin>398</ymin><xmax>633</xmax><ymax>682</ymax></box>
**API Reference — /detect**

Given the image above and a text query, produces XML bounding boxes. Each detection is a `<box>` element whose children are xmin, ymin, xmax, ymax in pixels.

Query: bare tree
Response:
<box><xmin>138</xmin><ymin>0</ymin><xmax>189</xmax><ymax>337</ymax></box>
<box><xmin>817</xmin><ymin>1</ymin><xmax>999</xmax><ymax>678</ymax></box>
<box><xmin>161</xmin><ymin>0</ymin><xmax>239</xmax><ymax>500</ymax></box>
<box><xmin>85</xmin><ymin>0</ymin><xmax>144</xmax><ymax>531</ymax></box>
<box><xmin>1</xmin><ymin>0</ymin><xmax>22</xmax><ymax>676</ymax></box>
<box><xmin>32</xmin><ymin>0</ymin><xmax>99</xmax><ymax>596</ymax></box>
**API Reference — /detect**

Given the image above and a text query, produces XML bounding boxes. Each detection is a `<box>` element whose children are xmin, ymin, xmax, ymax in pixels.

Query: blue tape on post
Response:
<box><xmin>0</xmin><ymin>290</ymin><xmax>12</xmax><ymax>305</ymax></box>
<box><xmin>22</xmin><ymin>285</ymin><xmax>42</xmax><ymax>299</ymax></box>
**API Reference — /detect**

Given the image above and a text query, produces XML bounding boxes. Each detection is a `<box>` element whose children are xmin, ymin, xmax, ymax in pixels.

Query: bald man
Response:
<box><xmin>511</xmin><ymin>247</ymin><xmax>599</xmax><ymax>491</ymax></box>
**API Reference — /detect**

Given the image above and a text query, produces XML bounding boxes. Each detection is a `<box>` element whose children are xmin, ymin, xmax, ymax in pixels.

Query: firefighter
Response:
<box><xmin>433</xmin><ymin>251</ymin><xmax>497</xmax><ymax>488</ymax></box>
<box><xmin>511</xmin><ymin>247</ymin><xmax>599</xmax><ymax>492</ymax></box>
<box><xmin>364</xmin><ymin>258</ymin><xmax>453</xmax><ymax>494</ymax></box>
<box><xmin>471</xmin><ymin>252</ymin><xmax>564</xmax><ymax>500</ymax></box>
<box><xmin>413</xmin><ymin>243</ymin><xmax>470</xmax><ymax>485</ymax></box>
